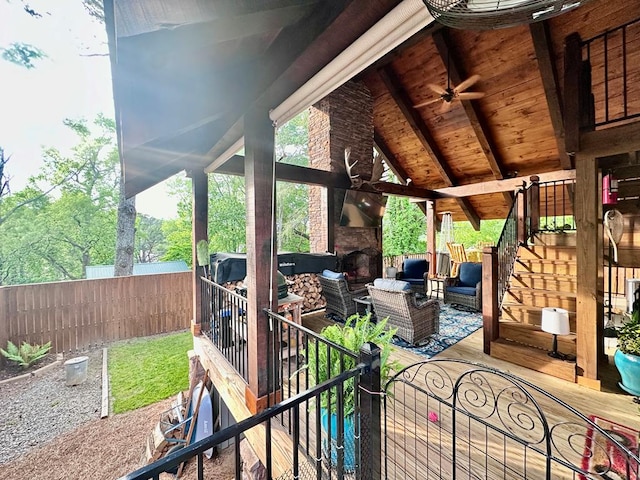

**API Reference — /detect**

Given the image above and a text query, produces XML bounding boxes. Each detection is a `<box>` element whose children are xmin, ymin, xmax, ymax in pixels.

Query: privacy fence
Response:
<box><xmin>0</xmin><ymin>272</ymin><xmax>192</xmax><ymax>362</ymax></box>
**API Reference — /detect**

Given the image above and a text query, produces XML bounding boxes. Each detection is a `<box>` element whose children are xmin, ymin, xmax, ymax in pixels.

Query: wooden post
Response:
<box><xmin>482</xmin><ymin>247</ymin><xmax>499</xmax><ymax>355</ymax></box>
<box><xmin>244</xmin><ymin>104</ymin><xmax>278</xmax><ymax>411</ymax></box>
<box><xmin>426</xmin><ymin>200</ymin><xmax>436</xmax><ymax>277</ymax></box>
<box><xmin>327</xmin><ymin>186</ymin><xmax>335</xmax><ymax>252</ymax></box>
<box><xmin>574</xmin><ymin>152</ymin><xmax>603</xmax><ymax>389</ymax></box>
<box><xmin>516</xmin><ymin>187</ymin><xmax>527</xmax><ymax>245</ymax></box>
<box><xmin>529</xmin><ymin>175</ymin><xmax>540</xmax><ymax>236</ymax></box>
<box><xmin>190</xmin><ymin>169</ymin><xmax>208</xmax><ymax>329</ymax></box>
<box><xmin>359</xmin><ymin>342</ymin><xmax>381</xmax><ymax>480</ymax></box>
<box><xmin>564</xmin><ymin>33</ymin><xmax>582</xmax><ymax>156</ymax></box>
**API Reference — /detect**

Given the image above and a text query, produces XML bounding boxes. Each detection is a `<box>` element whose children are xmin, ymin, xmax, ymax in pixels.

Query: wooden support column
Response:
<box><xmin>191</xmin><ymin>169</ymin><xmax>208</xmax><ymax>332</ymax></box>
<box><xmin>327</xmin><ymin>186</ymin><xmax>335</xmax><ymax>252</ymax></box>
<box><xmin>564</xmin><ymin>33</ymin><xmax>582</xmax><ymax>156</ymax></box>
<box><xmin>528</xmin><ymin>176</ymin><xmax>540</xmax><ymax>235</ymax></box>
<box><xmin>244</xmin><ymin>105</ymin><xmax>278</xmax><ymax>412</ymax></box>
<box><xmin>426</xmin><ymin>201</ymin><xmax>436</xmax><ymax>277</ymax></box>
<box><xmin>482</xmin><ymin>247</ymin><xmax>499</xmax><ymax>355</ymax></box>
<box><xmin>575</xmin><ymin>151</ymin><xmax>603</xmax><ymax>390</ymax></box>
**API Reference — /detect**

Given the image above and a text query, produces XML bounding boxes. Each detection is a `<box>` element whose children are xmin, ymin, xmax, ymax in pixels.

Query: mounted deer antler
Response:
<box><xmin>369</xmin><ymin>151</ymin><xmax>384</xmax><ymax>184</ymax></box>
<box><xmin>344</xmin><ymin>147</ymin><xmax>363</xmax><ymax>188</ymax></box>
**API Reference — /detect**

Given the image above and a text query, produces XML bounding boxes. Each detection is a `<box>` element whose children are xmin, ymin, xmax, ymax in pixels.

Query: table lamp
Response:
<box><xmin>541</xmin><ymin>307</ymin><xmax>570</xmax><ymax>359</ymax></box>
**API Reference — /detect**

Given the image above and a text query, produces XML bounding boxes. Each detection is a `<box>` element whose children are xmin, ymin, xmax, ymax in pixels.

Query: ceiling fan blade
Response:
<box><xmin>439</xmin><ymin>100</ymin><xmax>453</xmax><ymax>113</ymax></box>
<box><xmin>427</xmin><ymin>83</ymin><xmax>447</xmax><ymax>95</ymax></box>
<box><xmin>457</xmin><ymin>91</ymin><xmax>485</xmax><ymax>101</ymax></box>
<box><xmin>413</xmin><ymin>97</ymin><xmax>442</xmax><ymax>109</ymax></box>
<box><xmin>455</xmin><ymin>74</ymin><xmax>481</xmax><ymax>94</ymax></box>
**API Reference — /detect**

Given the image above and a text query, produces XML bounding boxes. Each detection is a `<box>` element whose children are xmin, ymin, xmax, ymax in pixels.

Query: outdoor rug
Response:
<box><xmin>581</xmin><ymin>415</ymin><xmax>639</xmax><ymax>480</ymax></box>
<box><xmin>391</xmin><ymin>302</ymin><xmax>482</xmax><ymax>358</ymax></box>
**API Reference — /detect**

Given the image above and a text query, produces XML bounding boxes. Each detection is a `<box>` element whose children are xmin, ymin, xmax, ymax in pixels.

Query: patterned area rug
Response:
<box><xmin>392</xmin><ymin>301</ymin><xmax>482</xmax><ymax>357</ymax></box>
<box><xmin>581</xmin><ymin>415</ymin><xmax>639</xmax><ymax>480</ymax></box>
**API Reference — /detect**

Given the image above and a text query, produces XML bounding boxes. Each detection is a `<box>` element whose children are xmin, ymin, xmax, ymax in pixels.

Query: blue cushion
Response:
<box><xmin>373</xmin><ymin>278</ymin><xmax>412</xmax><ymax>291</ymax></box>
<box><xmin>446</xmin><ymin>286</ymin><xmax>477</xmax><ymax>296</ymax></box>
<box><xmin>458</xmin><ymin>262</ymin><xmax>482</xmax><ymax>287</ymax></box>
<box><xmin>402</xmin><ymin>259</ymin><xmax>428</xmax><ymax>279</ymax></box>
<box><xmin>322</xmin><ymin>269</ymin><xmax>344</xmax><ymax>280</ymax></box>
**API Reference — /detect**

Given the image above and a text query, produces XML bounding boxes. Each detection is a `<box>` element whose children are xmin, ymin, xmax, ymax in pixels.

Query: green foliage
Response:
<box><xmin>618</xmin><ymin>298</ymin><xmax>640</xmax><ymax>356</ymax></box>
<box><xmin>161</xmin><ymin>218</ymin><xmax>193</xmax><ymax>266</ymax></box>
<box><xmin>1</xmin><ymin>341</ymin><xmax>51</xmax><ymax>368</ymax></box>
<box><xmin>1</xmin><ymin>42</ymin><xmax>46</xmax><ymax>69</ymax></box>
<box><xmin>446</xmin><ymin>219</ymin><xmax>505</xmax><ymax>250</ymax></box>
<box><xmin>305</xmin><ymin>314</ymin><xmax>400</xmax><ymax>415</ymax></box>
<box><xmin>108</xmin><ymin>331</ymin><xmax>192</xmax><ymax>413</ymax></box>
<box><xmin>383</xmin><ymin>197</ymin><xmax>426</xmax><ymax>256</ymax></box>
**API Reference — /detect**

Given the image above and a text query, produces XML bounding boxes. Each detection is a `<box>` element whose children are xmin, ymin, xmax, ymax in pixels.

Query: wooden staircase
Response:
<box><xmin>490</xmin><ymin>233</ymin><xmax>578</xmax><ymax>382</ymax></box>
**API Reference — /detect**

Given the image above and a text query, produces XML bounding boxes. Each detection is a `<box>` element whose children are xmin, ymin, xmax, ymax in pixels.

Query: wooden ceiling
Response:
<box><xmin>107</xmin><ymin>0</ymin><xmax>640</xmax><ymax>224</ymax></box>
<box><xmin>361</xmin><ymin>1</ymin><xmax>640</xmax><ymax>222</ymax></box>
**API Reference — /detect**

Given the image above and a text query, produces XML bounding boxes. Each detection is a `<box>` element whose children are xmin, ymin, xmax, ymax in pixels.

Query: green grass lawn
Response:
<box><xmin>109</xmin><ymin>330</ymin><xmax>192</xmax><ymax>414</ymax></box>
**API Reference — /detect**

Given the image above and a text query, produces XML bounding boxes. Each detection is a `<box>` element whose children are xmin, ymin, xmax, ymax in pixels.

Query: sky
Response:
<box><xmin>0</xmin><ymin>0</ymin><xmax>178</xmax><ymax>219</ymax></box>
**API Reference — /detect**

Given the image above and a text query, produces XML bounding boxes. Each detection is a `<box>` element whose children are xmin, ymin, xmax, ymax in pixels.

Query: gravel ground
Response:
<box><xmin>0</xmin><ymin>348</ymin><xmax>103</xmax><ymax>465</ymax></box>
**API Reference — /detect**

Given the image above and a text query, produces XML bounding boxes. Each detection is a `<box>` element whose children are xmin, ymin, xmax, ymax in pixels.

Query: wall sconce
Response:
<box><xmin>541</xmin><ymin>307</ymin><xmax>570</xmax><ymax>360</ymax></box>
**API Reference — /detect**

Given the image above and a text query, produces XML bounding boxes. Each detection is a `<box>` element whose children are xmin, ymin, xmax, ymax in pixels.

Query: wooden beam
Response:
<box><xmin>530</xmin><ymin>22</ymin><xmax>572</xmax><ymax>170</ymax></box>
<box><xmin>244</xmin><ymin>105</ymin><xmax>278</xmax><ymax>401</ymax></box>
<box><xmin>580</xmin><ymin>122</ymin><xmax>640</xmax><ymax>158</ymax></box>
<box><xmin>378</xmin><ymin>66</ymin><xmax>481</xmax><ymax>230</ymax></box>
<box><xmin>218</xmin><ymin>155</ymin><xmax>446</xmax><ymax>199</ymax></box>
<box><xmin>426</xmin><ymin>201</ymin><xmax>436</xmax><ymax>277</ymax></box>
<box><xmin>432</xmin><ymin>30</ymin><xmax>512</xmax><ymax>207</ymax></box>
<box><xmin>574</xmin><ymin>151</ymin><xmax>603</xmax><ymax>388</ymax></box>
<box><xmin>434</xmin><ymin>169</ymin><xmax>575</xmax><ymax>197</ymax></box>
<box><xmin>482</xmin><ymin>247</ymin><xmax>499</xmax><ymax>355</ymax></box>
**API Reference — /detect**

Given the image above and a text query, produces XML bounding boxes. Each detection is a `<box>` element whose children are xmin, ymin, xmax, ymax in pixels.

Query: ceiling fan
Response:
<box><xmin>414</xmin><ymin>72</ymin><xmax>485</xmax><ymax>113</ymax></box>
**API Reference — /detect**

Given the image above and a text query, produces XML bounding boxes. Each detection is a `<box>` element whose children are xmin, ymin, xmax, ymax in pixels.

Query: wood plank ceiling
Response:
<box><xmin>361</xmin><ymin>0</ymin><xmax>640</xmax><ymax>222</ymax></box>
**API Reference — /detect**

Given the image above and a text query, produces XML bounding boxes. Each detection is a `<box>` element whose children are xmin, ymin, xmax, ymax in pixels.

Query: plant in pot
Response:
<box><xmin>614</xmin><ymin>287</ymin><xmax>640</xmax><ymax>396</ymax></box>
<box><xmin>305</xmin><ymin>313</ymin><xmax>399</xmax><ymax>472</ymax></box>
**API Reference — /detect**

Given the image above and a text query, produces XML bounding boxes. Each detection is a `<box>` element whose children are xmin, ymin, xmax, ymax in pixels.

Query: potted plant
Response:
<box><xmin>614</xmin><ymin>287</ymin><xmax>640</xmax><ymax>396</ymax></box>
<box><xmin>305</xmin><ymin>313</ymin><xmax>399</xmax><ymax>471</ymax></box>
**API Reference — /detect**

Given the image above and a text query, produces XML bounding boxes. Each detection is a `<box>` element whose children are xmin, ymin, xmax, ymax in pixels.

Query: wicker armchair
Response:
<box><xmin>368</xmin><ymin>278</ymin><xmax>440</xmax><ymax>345</ymax></box>
<box><xmin>443</xmin><ymin>262</ymin><xmax>482</xmax><ymax>311</ymax></box>
<box><xmin>318</xmin><ymin>272</ymin><xmax>368</xmax><ymax>321</ymax></box>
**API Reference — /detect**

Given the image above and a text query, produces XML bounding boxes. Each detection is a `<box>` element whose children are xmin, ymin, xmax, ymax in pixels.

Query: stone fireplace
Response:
<box><xmin>307</xmin><ymin>80</ymin><xmax>383</xmax><ymax>286</ymax></box>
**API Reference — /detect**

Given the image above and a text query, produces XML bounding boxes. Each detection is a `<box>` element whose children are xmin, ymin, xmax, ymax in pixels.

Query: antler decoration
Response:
<box><xmin>345</xmin><ymin>147</ymin><xmax>362</xmax><ymax>188</ymax></box>
<box><xmin>345</xmin><ymin>147</ymin><xmax>385</xmax><ymax>189</ymax></box>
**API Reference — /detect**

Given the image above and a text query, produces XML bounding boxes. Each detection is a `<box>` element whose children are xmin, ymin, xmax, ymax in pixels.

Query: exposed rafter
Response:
<box><xmin>530</xmin><ymin>21</ymin><xmax>572</xmax><ymax>170</ymax></box>
<box><xmin>378</xmin><ymin>65</ymin><xmax>481</xmax><ymax>230</ymax></box>
<box><xmin>432</xmin><ymin>30</ymin><xmax>512</xmax><ymax>206</ymax></box>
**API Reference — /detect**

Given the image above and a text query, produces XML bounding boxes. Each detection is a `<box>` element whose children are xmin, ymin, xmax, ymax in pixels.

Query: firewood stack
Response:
<box><xmin>287</xmin><ymin>273</ymin><xmax>325</xmax><ymax>312</ymax></box>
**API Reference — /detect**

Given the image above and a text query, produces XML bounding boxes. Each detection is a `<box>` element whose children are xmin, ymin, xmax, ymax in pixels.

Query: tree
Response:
<box><xmin>114</xmin><ymin>174</ymin><xmax>136</xmax><ymax>276</ymax></box>
<box><xmin>382</xmin><ymin>196</ymin><xmax>426</xmax><ymax>257</ymax></box>
<box><xmin>0</xmin><ymin>42</ymin><xmax>46</xmax><ymax>69</ymax></box>
<box><xmin>135</xmin><ymin>215</ymin><xmax>166</xmax><ymax>263</ymax></box>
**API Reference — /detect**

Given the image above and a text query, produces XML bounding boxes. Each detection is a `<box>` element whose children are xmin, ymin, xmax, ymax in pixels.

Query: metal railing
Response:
<box><xmin>537</xmin><ymin>179</ymin><xmax>576</xmax><ymax>234</ymax></box>
<box><xmin>582</xmin><ymin>17</ymin><xmax>640</xmax><ymax>128</ymax></box>
<box><xmin>495</xmin><ymin>189</ymin><xmax>522</xmax><ymax>309</ymax></box>
<box><xmin>200</xmin><ymin>277</ymin><xmax>249</xmax><ymax>382</ymax></box>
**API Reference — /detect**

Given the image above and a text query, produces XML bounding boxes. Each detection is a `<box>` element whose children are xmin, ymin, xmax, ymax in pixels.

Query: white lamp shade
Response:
<box><xmin>541</xmin><ymin>307</ymin><xmax>570</xmax><ymax>335</ymax></box>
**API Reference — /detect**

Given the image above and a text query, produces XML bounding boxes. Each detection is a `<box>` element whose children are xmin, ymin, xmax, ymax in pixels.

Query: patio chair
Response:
<box><xmin>318</xmin><ymin>270</ymin><xmax>368</xmax><ymax>321</ymax></box>
<box><xmin>368</xmin><ymin>278</ymin><xmax>440</xmax><ymax>345</ymax></box>
<box><xmin>396</xmin><ymin>258</ymin><xmax>429</xmax><ymax>294</ymax></box>
<box><xmin>443</xmin><ymin>261</ymin><xmax>482</xmax><ymax>311</ymax></box>
<box><xmin>446</xmin><ymin>242</ymin><xmax>468</xmax><ymax>277</ymax></box>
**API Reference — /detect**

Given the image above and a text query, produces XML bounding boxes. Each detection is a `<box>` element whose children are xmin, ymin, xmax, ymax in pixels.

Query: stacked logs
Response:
<box><xmin>287</xmin><ymin>273</ymin><xmax>325</xmax><ymax>312</ymax></box>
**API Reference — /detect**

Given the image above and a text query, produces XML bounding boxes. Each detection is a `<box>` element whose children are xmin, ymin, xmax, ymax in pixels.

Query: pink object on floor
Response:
<box><xmin>428</xmin><ymin>411</ymin><xmax>439</xmax><ymax>423</ymax></box>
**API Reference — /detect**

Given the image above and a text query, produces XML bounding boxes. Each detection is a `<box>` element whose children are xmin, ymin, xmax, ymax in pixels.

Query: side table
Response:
<box><xmin>428</xmin><ymin>277</ymin><xmax>444</xmax><ymax>300</ymax></box>
<box><xmin>353</xmin><ymin>295</ymin><xmax>376</xmax><ymax>321</ymax></box>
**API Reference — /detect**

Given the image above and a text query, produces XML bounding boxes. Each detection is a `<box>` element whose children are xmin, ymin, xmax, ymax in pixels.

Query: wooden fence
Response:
<box><xmin>0</xmin><ymin>272</ymin><xmax>192</xmax><ymax>361</ymax></box>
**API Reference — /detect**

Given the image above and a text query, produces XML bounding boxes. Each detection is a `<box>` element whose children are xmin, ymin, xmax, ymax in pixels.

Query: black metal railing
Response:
<box><xmin>120</xmin><ymin>330</ymin><xmax>382</xmax><ymax>480</ymax></box>
<box><xmin>384</xmin><ymin>358</ymin><xmax>640</xmax><ymax>480</ymax></box>
<box><xmin>537</xmin><ymin>179</ymin><xmax>576</xmax><ymax>234</ymax></box>
<box><xmin>582</xmin><ymin>17</ymin><xmax>640</xmax><ymax>128</ymax></box>
<box><xmin>200</xmin><ymin>277</ymin><xmax>249</xmax><ymax>382</ymax></box>
<box><xmin>495</xmin><ymin>189</ymin><xmax>522</xmax><ymax>309</ymax></box>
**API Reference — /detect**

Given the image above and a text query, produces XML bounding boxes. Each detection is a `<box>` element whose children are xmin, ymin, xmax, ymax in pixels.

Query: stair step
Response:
<box><xmin>504</xmin><ymin>287</ymin><xmax>576</xmax><ymax>310</ymax></box>
<box><xmin>490</xmin><ymin>338</ymin><xmax>576</xmax><ymax>382</ymax></box>
<box><xmin>514</xmin><ymin>258</ymin><xmax>577</xmax><ymax>275</ymax></box>
<box><xmin>531</xmin><ymin>232</ymin><xmax>576</xmax><ymax>247</ymax></box>
<box><xmin>510</xmin><ymin>272</ymin><xmax>576</xmax><ymax>292</ymax></box>
<box><xmin>499</xmin><ymin>322</ymin><xmax>576</xmax><ymax>355</ymax></box>
<box><xmin>517</xmin><ymin>245</ymin><xmax>576</xmax><ymax>261</ymax></box>
<box><xmin>501</xmin><ymin>304</ymin><xmax>577</xmax><ymax>330</ymax></box>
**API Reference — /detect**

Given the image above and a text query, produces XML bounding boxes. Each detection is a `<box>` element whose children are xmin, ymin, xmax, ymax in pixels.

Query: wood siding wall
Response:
<box><xmin>0</xmin><ymin>272</ymin><xmax>192</xmax><ymax>360</ymax></box>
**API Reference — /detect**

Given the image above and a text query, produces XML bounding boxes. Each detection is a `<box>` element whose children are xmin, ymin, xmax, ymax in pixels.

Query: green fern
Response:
<box><xmin>305</xmin><ymin>314</ymin><xmax>400</xmax><ymax>415</ymax></box>
<box><xmin>0</xmin><ymin>341</ymin><xmax>52</xmax><ymax>368</ymax></box>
